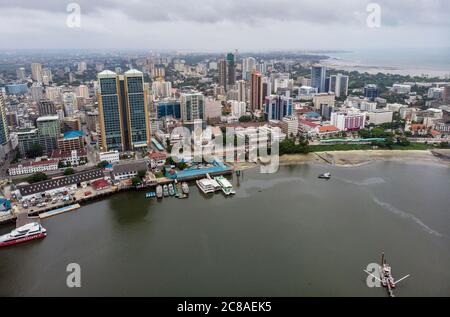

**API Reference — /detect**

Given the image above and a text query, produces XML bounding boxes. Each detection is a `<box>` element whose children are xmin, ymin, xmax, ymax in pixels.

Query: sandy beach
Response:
<box><xmin>228</xmin><ymin>149</ymin><xmax>450</xmax><ymax>171</ymax></box>
<box><xmin>280</xmin><ymin>149</ymin><xmax>450</xmax><ymax>167</ymax></box>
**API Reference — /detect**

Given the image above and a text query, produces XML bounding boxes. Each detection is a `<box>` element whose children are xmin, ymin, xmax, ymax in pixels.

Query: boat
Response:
<box><xmin>196</xmin><ymin>178</ymin><xmax>220</xmax><ymax>194</ymax></box>
<box><xmin>214</xmin><ymin>176</ymin><xmax>236</xmax><ymax>195</ymax></box>
<box><xmin>318</xmin><ymin>172</ymin><xmax>331</xmax><ymax>179</ymax></box>
<box><xmin>168</xmin><ymin>183</ymin><xmax>175</xmax><ymax>196</ymax></box>
<box><xmin>181</xmin><ymin>182</ymin><xmax>189</xmax><ymax>194</ymax></box>
<box><xmin>156</xmin><ymin>185</ymin><xmax>163</xmax><ymax>198</ymax></box>
<box><xmin>0</xmin><ymin>222</ymin><xmax>47</xmax><ymax>248</ymax></box>
<box><xmin>163</xmin><ymin>184</ymin><xmax>169</xmax><ymax>197</ymax></box>
<box><xmin>145</xmin><ymin>192</ymin><xmax>156</xmax><ymax>198</ymax></box>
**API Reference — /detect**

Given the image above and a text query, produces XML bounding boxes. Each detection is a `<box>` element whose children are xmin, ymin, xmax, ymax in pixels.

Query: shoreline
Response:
<box><xmin>229</xmin><ymin>149</ymin><xmax>450</xmax><ymax>171</ymax></box>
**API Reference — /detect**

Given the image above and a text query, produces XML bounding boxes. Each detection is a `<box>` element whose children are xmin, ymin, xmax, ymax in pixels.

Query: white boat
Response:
<box><xmin>214</xmin><ymin>176</ymin><xmax>236</xmax><ymax>195</ymax></box>
<box><xmin>182</xmin><ymin>182</ymin><xmax>189</xmax><ymax>194</ymax></box>
<box><xmin>156</xmin><ymin>185</ymin><xmax>163</xmax><ymax>198</ymax></box>
<box><xmin>163</xmin><ymin>185</ymin><xmax>169</xmax><ymax>197</ymax></box>
<box><xmin>196</xmin><ymin>178</ymin><xmax>220</xmax><ymax>194</ymax></box>
<box><xmin>318</xmin><ymin>172</ymin><xmax>331</xmax><ymax>179</ymax></box>
<box><xmin>168</xmin><ymin>183</ymin><xmax>175</xmax><ymax>196</ymax></box>
<box><xmin>0</xmin><ymin>222</ymin><xmax>47</xmax><ymax>248</ymax></box>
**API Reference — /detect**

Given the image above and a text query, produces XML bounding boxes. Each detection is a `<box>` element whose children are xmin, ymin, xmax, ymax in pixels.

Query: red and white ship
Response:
<box><xmin>0</xmin><ymin>222</ymin><xmax>46</xmax><ymax>248</ymax></box>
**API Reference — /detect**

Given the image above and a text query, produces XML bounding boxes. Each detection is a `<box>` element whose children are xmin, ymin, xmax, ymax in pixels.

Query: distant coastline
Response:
<box><xmin>320</xmin><ymin>48</ymin><xmax>450</xmax><ymax>78</ymax></box>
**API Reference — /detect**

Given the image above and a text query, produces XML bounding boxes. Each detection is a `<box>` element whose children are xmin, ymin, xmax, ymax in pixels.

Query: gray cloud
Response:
<box><xmin>0</xmin><ymin>0</ymin><xmax>448</xmax><ymax>50</ymax></box>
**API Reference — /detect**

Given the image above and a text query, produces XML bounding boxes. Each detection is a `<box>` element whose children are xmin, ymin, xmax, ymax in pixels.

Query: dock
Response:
<box><xmin>39</xmin><ymin>203</ymin><xmax>81</xmax><ymax>219</ymax></box>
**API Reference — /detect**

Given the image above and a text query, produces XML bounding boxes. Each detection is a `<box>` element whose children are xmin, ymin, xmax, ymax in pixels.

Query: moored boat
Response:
<box><xmin>214</xmin><ymin>176</ymin><xmax>235</xmax><ymax>195</ymax></box>
<box><xmin>196</xmin><ymin>178</ymin><xmax>218</xmax><ymax>194</ymax></box>
<box><xmin>182</xmin><ymin>182</ymin><xmax>189</xmax><ymax>194</ymax></box>
<box><xmin>168</xmin><ymin>183</ymin><xmax>175</xmax><ymax>196</ymax></box>
<box><xmin>163</xmin><ymin>185</ymin><xmax>169</xmax><ymax>197</ymax></box>
<box><xmin>156</xmin><ymin>185</ymin><xmax>163</xmax><ymax>198</ymax></box>
<box><xmin>0</xmin><ymin>222</ymin><xmax>47</xmax><ymax>248</ymax></box>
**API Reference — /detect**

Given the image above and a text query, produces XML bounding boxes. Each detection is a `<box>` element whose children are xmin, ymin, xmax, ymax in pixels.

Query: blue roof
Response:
<box><xmin>0</xmin><ymin>198</ymin><xmax>11</xmax><ymax>212</ymax></box>
<box><xmin>63</xmin><ymin>130</ymin><xmax>84</xmax><ymax>139</ymax></box>
<box><xmin>305</xmin><ymin>112</ymin><xmax>320</xmax><ymax>118</ymax></box>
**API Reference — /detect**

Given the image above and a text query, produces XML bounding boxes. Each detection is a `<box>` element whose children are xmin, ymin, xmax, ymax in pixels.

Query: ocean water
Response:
<box><xmin>323</xmin><ymin>47</ymin><xmax>450</xmax><ymax>77</ymax></box>
<box><xmin>1</xmin><ymin>161</ymin><xmax>449</xmax><ymax>297</ymax></box>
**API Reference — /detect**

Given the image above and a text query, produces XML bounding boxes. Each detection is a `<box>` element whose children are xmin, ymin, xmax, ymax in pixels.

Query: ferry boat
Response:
<box><xmin>156</xmin><ymin>185</ymin><xmax>163</xmax><ymax>198</ymax></box>
<box><xmin>168</xmin><ymin>183</ymin><xmax>175</xmax><ymax>196</ymax></box>
<box><xmin>196</xmin><ymin>178</ymin><xmax>220</xmax><ymax>194</ymax></box>
<box><xmin>182</xmin><ymin>182</ymin><xmax>189</xmax><ymax>194</ymax></box>
<box><xmin>318</xmin><ymin>172</ymin><xmax>331</xmax><ymax>180</ymax></box>
<box><xmin>0</xmin><ymin>222</ymin><xmax>47</xmax><ymax>248</ymax></box>
<box><xmin>214</xmin><ymin>176</ymin><xmax>236</xmax><ymax>195</ymax></box>
<box><xmin>163</xmin><ymin>185</ymin><xmax>169</xmax><ymax>197</ymax></box>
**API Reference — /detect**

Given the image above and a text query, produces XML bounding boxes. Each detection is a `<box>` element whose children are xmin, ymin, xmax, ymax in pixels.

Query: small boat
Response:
<box><xmin>163</xmin><ymin>185</ymin><xmax>169</xmax><ymax>197</ymax></box>
<box><xmin>182</xmin><ymin>182</ymin><xmax>189</xmax><ymax>194</ymax></box>
<box><xmin>318</xmin><ymin>172</ymin><xmax>331</xmax><ymax>180</ymax></box>
<box><xmin>214</xmin><ymin>176</ymin><xmax>235</xmax><ymax>195</ymax></box>
<box><xmin>168</xmin><ymin>183</ymin><xmax>175</xmax><ymax>196</ymax></box>
<box><xmin>145</xmin><ymin>192</ymin><xmax>156</xmax><ymax>198</ymax></box>
<box><xmin>0</xmin><ymin>222</ymin><xmax>47</xmax><ymax>248</ymax></box>
<box><xmin>156</xmin><ymin>185</ymin><xmax>163</xmax><ymax>198</ymax></box>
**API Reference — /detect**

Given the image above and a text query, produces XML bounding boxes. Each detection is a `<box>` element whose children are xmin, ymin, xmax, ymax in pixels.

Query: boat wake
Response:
<box><xmin>372</xmin><ymin>196</ymin><xmax>444</xmax><ymax>237</ymax></box>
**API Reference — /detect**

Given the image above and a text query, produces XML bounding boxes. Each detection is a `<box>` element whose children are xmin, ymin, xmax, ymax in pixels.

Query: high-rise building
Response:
<box><xmin>63</xmin><ymin>92</ymin><xmax>77</xmax><ymax>117</ymax></box>
<box><xmin>329</xmin><ymin>74</ymin><xmax>349</xmax><ymax>98</ymax></box>
<box><xmin>443</xmin><ymin>85</ymin><xmax>450</xmax><ymax>102</ymax></box>
<box><xmin>42</xmin><ymin>68</ymin><xmax>53</xmax><ymax>85</ymax></box>
<box><xmin>364</xmin><ymin>84</ymin><xmax>379</xmax><ymax>101</ymax></box>
<box><xmin>152</xmin><ymin>80</ymin><xmax>172</xmax><ymax>99</ymax></box>
<box><xmin>264</xmin><ymin>95</ymin><xmax>293</xmax><ymax>121</ymax></box>
<box><xmin>0</xmin><ymin>94</ymin><xmax>9</xmax><ymax>145</ymax></box>
<box><xmin>38</xmin><ymin>99</ymin><xmax>56</xmax><ymax>116</ymax></box>
<box><xmin>31</xmin><ymin>63</ymin><xmax>43</xmax><ymax>82</ymax></box>
<box><xmin>36</xmin><ymin>115</ymin><xmax>60</xmax><ymax>154</ymax></box>
<box><xmin>236</xmin><ymin>80</ymin><xmax>247</xmax><ymax>103</ymax></box>
<box><xmin>78</xmin><ymin>61</ymin><xmax>87</xmax><ymax>72</ymax></box>
<box><xmin>16</xmin><ymin>67</ymin><xmax>26</xmax><ymax>81</ymax></box>
<box><xmin>180</xmin><ymin>92</ymin><xmax>205</xmax><ymax>123</ymax></box>
<box><xmin>76</xmin><ymin>85</ymin><xmax>90</xmax><ymax>99</ymax></box>
<box><xmin>218</xmin><ymin>59</ymin><xmax>227</xmax><ymax>90</ymax></box>
<box><xmin>311</xmin><ymin>66</ymin><xmax>327</xmax><ymax>93</ymax></box>
<box><xmin>97</xmin><ymin>69</ymin><xmax>151</xmax><ymax>152</ymax></box>
<box><xmin>30</xmin><ymin>84</ymin><xmax>44</xmax><ymax>102</ymax></box>
<box><xmin>227</xmin><ymin>53</ymin><xmax>236</xmax><ymax>87</ymax></box>
<box><xmin>242</xmin><ymin>57</ymin><xmax>256</xmax><ymax>81</ymax></box>
<box><xmin>250</xmin><ymin>71</ymin><xmax>263</xmax><ymax>111</ymax></box>
<box><xmin>123</xmin><ymin>69</ymin><xmax>151</xmax><ymax>149</ymax></box>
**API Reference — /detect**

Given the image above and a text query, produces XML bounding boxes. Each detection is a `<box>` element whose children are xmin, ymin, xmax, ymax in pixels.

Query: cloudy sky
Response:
<box><xmin>0</xmin><ymin>0</ymin><xmax>449</xmax><ymax>51</ymax></box>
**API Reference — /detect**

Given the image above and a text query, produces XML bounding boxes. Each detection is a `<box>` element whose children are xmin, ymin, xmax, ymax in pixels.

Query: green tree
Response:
<box><xmin>26</xmin><ymin>143</ymin><xmax>43</xmax><ymax>158</ymax></box>
<box><xmin>27</xmin><ymin>172</ymin><xmax>48</xmax><ymax>183</ymax></box>
<box><xmin>97</xmin><ymin>160</ymin><xmax>109</xmax><ymax>169</ymax></box>
<box><xmin>137</xmin><ymin>170</ymin><xmax>147</xmax><ymax>179</ymax></box>
<box><xmin>131</xmin><ymin>176</ymin><xmax>142</xmax><ymax>186</ymax></box>
<box><xmin>64</xmin><ymin>168</ymin><xmax>75</xmax><ymax>175</ymax></box>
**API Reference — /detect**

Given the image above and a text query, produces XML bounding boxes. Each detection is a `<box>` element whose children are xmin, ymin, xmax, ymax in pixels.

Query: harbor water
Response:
<box><xmin>1</xmin><ymin>161</ymin><xmax>450</xmax><ymax>296</ymax></box>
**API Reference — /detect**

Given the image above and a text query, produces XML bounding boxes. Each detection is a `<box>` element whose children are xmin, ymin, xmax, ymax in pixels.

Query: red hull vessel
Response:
<box><xmin>0</xmin><ymin>232</ymin><xmax>46</xmax><ymax>248</ymax></box>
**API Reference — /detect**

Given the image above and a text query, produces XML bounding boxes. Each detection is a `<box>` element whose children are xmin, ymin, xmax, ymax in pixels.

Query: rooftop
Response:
<box><xmin>17</xmin><ymin>168</ymin><xmax>104</xmax><ymax>196</ymax></box>
<box><xmin>63</xmin><ymin>130</ymin><xmax>84</xmax><ymax>139</ymax></box>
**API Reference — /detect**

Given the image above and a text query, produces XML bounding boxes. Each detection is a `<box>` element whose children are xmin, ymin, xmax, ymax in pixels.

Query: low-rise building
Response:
<box><xmin>8</xmin><ymin>159</ymin><xmax>58</xmax><ymax>176</ymax></box>
<box><xmin>51</xmin><ymin>149</ymin><xmax>87</xmax><ymax>166</ymax></box>
<box><xmin>330</xmin><ymin>111</ymin><xmax>366</xmax><ymax>131</ymax></box>
<box><xmin>281</xmin><ymin>116</ymin><xmax>299</xmax><ymax>137</ymax></box>
<box><xmin>99</xmin><ymin>150</ymin><xmax>120</xmax><ymax>164</ymax></box>
<box><xmin>112</xmin><ymin>161</ymin><xmax>148</xmax><ymax>181</ymax></box>
<box><xmin>367</xmin><ymin>110</ymin><xmax>394</xmax><ymax>126</ymax></box>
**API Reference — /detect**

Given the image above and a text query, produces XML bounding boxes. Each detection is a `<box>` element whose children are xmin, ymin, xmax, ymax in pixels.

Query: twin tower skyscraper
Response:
<box><xmin>97</xmin><ymin>69</ymin><xmax>151</xmax><ymax>152</ymax></box>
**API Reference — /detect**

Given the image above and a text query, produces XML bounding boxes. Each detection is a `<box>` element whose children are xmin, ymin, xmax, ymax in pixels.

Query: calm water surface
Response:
<box><xmin>1</xmin><ymin>161</ymin><xmax>450</xmax><ymax>296</ymax></box>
